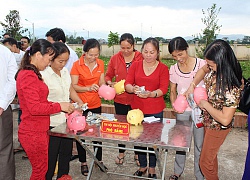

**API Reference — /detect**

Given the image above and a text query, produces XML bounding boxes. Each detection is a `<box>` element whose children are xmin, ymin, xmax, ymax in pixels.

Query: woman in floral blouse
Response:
<box><xmin>186</xmin><ymin>39</ymin><xmax>242</xmax><ymax>180</ymax></box>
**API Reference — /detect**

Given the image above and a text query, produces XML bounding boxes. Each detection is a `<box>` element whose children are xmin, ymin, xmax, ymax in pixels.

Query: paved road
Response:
<box><xmin>13</xmin><ymin>111</ymin><xmax>248</xmax><ymax>180</ymax></box>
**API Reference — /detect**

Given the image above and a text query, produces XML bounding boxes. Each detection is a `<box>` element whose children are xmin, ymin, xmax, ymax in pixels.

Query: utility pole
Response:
<box><xmin>25</xmin><ymin>19</ymin><xmax>35</xmax><ymax>43</ymax></box>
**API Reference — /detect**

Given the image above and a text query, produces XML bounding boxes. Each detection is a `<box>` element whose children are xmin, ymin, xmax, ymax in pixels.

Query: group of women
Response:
<box><xmin>15</xmin><ymin>32</ymin><xmax>249</xmax><ymax>180</ymax></box>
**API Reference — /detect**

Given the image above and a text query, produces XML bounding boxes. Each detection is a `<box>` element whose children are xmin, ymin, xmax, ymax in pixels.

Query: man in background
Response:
<box><xmin>0</xmin><ymin>43</ymin><xmax>17</xmax><ymax>180</ymax></box>
<box><xmin>3</xmin><ymin>32</ymin><xmax>11</xmax><ymax>39</ymax></box>
<box><xmin>20</xmin><ymin>36</ymin><xmax>30</xmax><ymax>51</ymax></box>
<box><xmin>2</xmin><ymin>37</ymin><xmax>25</xmax><ymax>65</ymax></box>
<box><xmin>45</xmin><ymin>28</ymin><xmax>79</xmax><ymax>72</ymax></box>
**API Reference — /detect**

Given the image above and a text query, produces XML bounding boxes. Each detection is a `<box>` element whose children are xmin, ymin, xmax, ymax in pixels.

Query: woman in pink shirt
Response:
<box><xmin>125</xmin><ymin>37</ymin><xmax>169</xmax><ymax>179</ymax></box>
<box><xmin>168</xmin><ymin>37</ymin><xmax>206</xmax><ymax>180</ymax></box>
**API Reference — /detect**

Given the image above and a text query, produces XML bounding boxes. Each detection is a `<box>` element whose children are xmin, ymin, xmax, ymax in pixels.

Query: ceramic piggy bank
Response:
<box><xmin>98</xmin><ymin>85</ymin><xmax>116</xmax><ymax>100</ymax></box>
<box><xmin>173</xmin><ymin>95</ymin><xmax>188</xmax><ymax>113</ymax></box>
<box><xmin>66</xmin><ymin>110</ymin><xmax>86</xmax><ymax>132</ymax></box>
<box><xmin>194</xmin><ymin>87</ymin><xmax>208</xmax><ymax>105</ymax></box>
<box><xmin>127</xmin><ymin>109</ymin><xmax>144</xmax><ymax>126</ymax></box>
<box><xmin>114</xmin><ymin>79</ymin><xmax>125</xmax><ymax>94</ymax></box>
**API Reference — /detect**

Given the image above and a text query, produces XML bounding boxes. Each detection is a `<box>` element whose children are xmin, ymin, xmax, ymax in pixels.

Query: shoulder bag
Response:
<box><xmin>238</xmin><ymin>77</ymin><xmax>250</xmax><ymax>115</ymax></box>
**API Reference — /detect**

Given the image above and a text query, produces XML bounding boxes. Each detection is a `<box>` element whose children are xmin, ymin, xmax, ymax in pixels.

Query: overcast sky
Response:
<box><xmin>0</xmin><ymin>0</ymin><xmax>249</xmax><ymax>40</ymax></box>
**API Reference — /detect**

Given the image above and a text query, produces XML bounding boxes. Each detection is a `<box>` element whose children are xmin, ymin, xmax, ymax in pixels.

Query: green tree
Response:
<box><xmin>0</xmin><ymin>10</ymin><xmax>28</xmax><ymax>40</ymax></box>
<box><xmin>107</xmin><ymin>31</ymin><xmax>119</xmax><ymax>55</ymax></box>
<box><xmin>75</xmin><ymin>47</ymin><xmax>83</xmax><ymax>58</ymax></box>
<box><xmin>135</xmin><ymin>37</ymin><xmax>142</xmax><ymax>43</ymax></box>
<box><xmin>155</xmin><ymin>37</ymin><xmax>163</xmax><ymax>42</ymax></box>
<box><xmin>194</xmin><ymin>4</ymin><xmax>222</xmax><ymax>58</ymax></box>
<box><xmin>66</xmin><ymin>35</ymin><xmax>84</xmax><ymax>44</ymax></box>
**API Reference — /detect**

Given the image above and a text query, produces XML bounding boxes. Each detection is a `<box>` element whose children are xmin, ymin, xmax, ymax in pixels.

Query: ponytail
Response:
<box><xmin>15</xmin><ymin>39</ymin><xmax>55</xmax><ymax>80</ymax></box>
<box><xmin>15</xmin><ymin>50</ymin><xmax>42</xmax><ymax>80</ymax></box>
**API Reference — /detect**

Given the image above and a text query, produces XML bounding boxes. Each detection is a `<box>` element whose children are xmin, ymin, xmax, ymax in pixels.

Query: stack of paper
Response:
<box><xmin>143</xmin><ymin>116</ymin><xmax>160</xmax><ymax>123</ymax></box>
<box><xmin>100</xmin><ymin>113</ymin><xmax>116</xmax><ymax>121</ymax></box>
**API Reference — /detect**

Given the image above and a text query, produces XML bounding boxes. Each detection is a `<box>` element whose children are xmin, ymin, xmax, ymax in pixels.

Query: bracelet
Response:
<box><xmin>154</xmin><ymin>91</ymin><xmax>158</xmax><ymax>98</ymax></box>
<box><xmin>191</xmin><ymin>82</ymin><xmax>196</xmax><ymax>87</ymax></box>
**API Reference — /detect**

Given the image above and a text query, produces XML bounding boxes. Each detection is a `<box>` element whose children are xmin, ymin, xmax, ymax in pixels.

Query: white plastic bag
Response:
<box><xmin>191</xmin><ymin>107</ymin><xmax>204</xmax><ymax>128</ymax></box>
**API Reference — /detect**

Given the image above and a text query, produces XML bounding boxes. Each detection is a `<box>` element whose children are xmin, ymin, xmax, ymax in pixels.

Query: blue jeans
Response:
<box><xmin>138</xmin><ymin>111</ymin><xmax>163</xmax><ymax>168</ymax></box>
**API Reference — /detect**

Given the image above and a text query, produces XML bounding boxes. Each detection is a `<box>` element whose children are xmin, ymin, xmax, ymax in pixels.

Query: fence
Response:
<box><xmin>69</xmin><ymin>43</ymin><xmax>250</xmax><ymax>60</ymax></box>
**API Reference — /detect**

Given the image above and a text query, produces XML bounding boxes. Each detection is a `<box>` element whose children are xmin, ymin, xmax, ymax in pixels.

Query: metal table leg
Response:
<box><xmin>75</xmin><ymin>137</ymin><xmax>109</xmax><ymax>180</ymax></box>
<box><xmin>162</xmin><ymin>150</ymin><xmax>168</xmax><ymax>180</ymax></box>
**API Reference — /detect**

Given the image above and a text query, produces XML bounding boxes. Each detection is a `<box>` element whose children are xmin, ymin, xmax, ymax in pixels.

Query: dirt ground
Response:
<box><xmin>13</xmin><ymin>110</ymin><xmax>248</xmax><ymax>180</ymax></box>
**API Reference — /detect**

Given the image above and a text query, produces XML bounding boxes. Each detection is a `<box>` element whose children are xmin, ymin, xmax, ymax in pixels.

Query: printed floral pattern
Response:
<box><xmin>203</xmin><ymin>70</ymin><xmax>241</xmax><ymax>130</ymax></box>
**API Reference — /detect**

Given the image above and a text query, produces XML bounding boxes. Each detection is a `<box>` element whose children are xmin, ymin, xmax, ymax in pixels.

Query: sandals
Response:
<box><xmin>134</xmin><ymin>155</ymin><xmax>140</xmax><ymax>166</ymax></box>
<box><xmin>81</xmin><ymin>164</ymin><xmax>89</xmax><ymax>176</ymax></box>
<box><xmin>148</xmin><ymin>174</ymin><xmax>157</xmax><ymax>179</ymax></box>
<box><xmin>70</xmin><ymin>154</ymin><xmax>79</xmax><ymax>161</ymax></box>
<box><xmin>169</xmin><ymin>174</ymin><xmax>179</xmax><ymax>180</ymax></box>
<box><xmin>115</xmin><ymin>155</ymin><xmax>125</xmax><ymax>165</ymax></box>
<box><xmin>133</xmin><ymin>168</ymin><xmax>147</xmax><ymax>177</ymax></box>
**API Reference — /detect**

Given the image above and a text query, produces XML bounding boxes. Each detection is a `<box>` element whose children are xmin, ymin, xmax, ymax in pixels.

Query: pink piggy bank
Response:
<box><xmin>194</xmin><ymin>87</ymin><xmax>208</xmax><ymax>105</ymax></box>
<box><xmin>98</xmin><ymin>85</ymin><xmax>116</xmax><ymax>100</ymax></box>
<box><xmin>173</xmin><ymin>95</ymin><xmax>188</xmax><ymax>113</ymax></box>
<box><xmin>66</xmin><ymin>110</ymin><xmax>86</xmax><ymax>132</ymax></box>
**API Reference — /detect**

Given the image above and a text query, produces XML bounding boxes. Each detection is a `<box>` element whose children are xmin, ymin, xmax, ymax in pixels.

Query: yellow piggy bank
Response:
<box><xmin>129</xmin><ymin>125</ymin><xmax>144</xmax><ymax>139</ymax></box>
<box><xmin>127</xmin><ymin>109</ymin><xmax>144</xmax><ymax>126</ymax></box>
<box><xmin>114</xmin><ymin>79</ymin><xmax>125</xmax><ymax>94</ymax></box>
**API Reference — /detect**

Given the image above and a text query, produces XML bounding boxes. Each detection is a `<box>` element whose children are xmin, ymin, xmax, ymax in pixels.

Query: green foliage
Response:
<box><xmin>134</xmin><ymin>37</ymin><xmax>142</xmax><ymax>43</ymax></box>
<box><xmin>75</xmin><ymin>47</ymin><xmax>83</xmax><ymax>58</ymax></box>
<box><xmin>0</xmin><ymin>10</ymin><xmax>28</xmax><ymax>40</ymax></box>
<box><xmin>66</xmin><ymin>34</ymin><xmax>84</xmax><ymax>44</ymax></box>
<box><xmin>155</xmin><ymin>37</ymin><xmax>170</xmax><ymax>43</ymax></box>
<box><xmin>99</xmin><ymin>55</ymin><xmax>110</xmax><ymax>72</ymax></box>
<box><xmin>201</xmin><ymin>4</ymin><xmax>222</xmax><ymax>46</ymax></box>
<box><xmin>107</xmin><ymin>31</ymin><xmax>119</xmax><ymax>55</ymax></box>
<box><xmin>194</xmin><ymin>4</ymin><xmax>222</xmax><ymax>58</ymax></box>
<box><xmin>240</xmin><ymin>61</ymin><xmax>250</xmax><ymax>78</ymax></box>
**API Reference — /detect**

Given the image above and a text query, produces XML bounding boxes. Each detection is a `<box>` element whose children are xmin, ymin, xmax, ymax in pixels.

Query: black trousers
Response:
<box><xmin>114</xmin><ymin>102</ymin><xmax>140</xmax><ymax>154</ymax></box>
<box><xmin>46</xmin><ymin>129</ymin><xmax>73</xmax><ymax>180</ymax></box>
<box><xmin>76</xmin><ymin>107</ymin><xmax>103</xmax><ymax>162</ymax></box>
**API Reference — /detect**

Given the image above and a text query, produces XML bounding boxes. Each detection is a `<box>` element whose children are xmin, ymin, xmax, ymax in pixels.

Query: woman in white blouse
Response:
<box><xmin>41</xmin><ymin>42</ymin><xmax>84</xmax><ymax>179</ymax></box>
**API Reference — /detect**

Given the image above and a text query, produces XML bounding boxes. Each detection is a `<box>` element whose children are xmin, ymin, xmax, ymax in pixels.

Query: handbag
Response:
<box><xmin>238</xmin><ymin>77</ymin><xmax>250</xmax><ymax>115</ymax></box>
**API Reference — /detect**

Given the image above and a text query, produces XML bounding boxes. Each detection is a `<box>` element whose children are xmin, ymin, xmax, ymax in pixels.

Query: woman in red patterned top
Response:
<box><xmin>186</xmin><ymin>39</ymin><xmax>242</xmax><ymax>180</ymax></box>
<box><xmin>15</xmin><ymin>39</ymin><xmax>74</xmax><ymax>180</ymax></box>
<box><xmin>125</xmin><ymin>37</ymin><xmax>169</xmax><ymax>179</ymax></box>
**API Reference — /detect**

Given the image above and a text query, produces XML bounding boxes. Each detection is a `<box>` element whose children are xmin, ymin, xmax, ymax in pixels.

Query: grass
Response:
<box><xmin>99</xmin><ymin>55</ymin><xmax>250</xmax><ymax>108</ymax></box>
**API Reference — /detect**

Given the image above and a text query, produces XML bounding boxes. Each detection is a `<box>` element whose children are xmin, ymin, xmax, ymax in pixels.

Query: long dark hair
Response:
<box><xmin>15</xmin><ymin>39</ymin><xmax>55</xmax><ymax>80</ymax></box>
<box><xmin>204</xmin><ymin>39</ymin><xmax>242</xmax><ymax>95</ymax></box>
